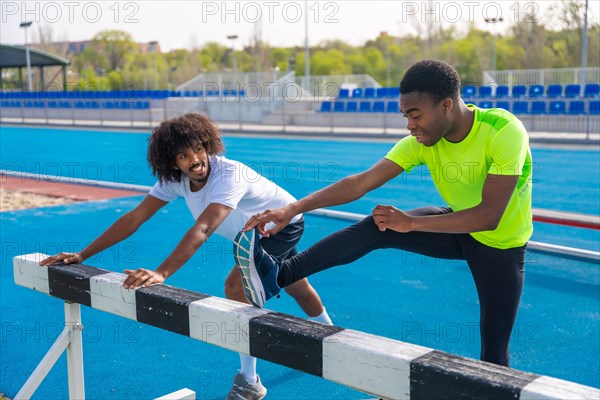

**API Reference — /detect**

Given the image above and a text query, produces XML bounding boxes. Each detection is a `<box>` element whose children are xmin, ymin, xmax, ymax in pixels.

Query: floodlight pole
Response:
<box><xmin>304</xmin><ymin>0</ymin><xmax>310</xmax><ymax>91</ymax></box>
<box><xmin>581</xmin><ymin>0</ymin><xmax>589</xmax><ymax>84</ymax></box>
<box><xmin>227</xmin><ymin>35</ymin><xmax>241</xmax><ymax>130</ymax></box>
<box><xmin>20</xmin><ymin>21</ymin><xmax>33</xmax><ymax>92</ymax></box>
<box><xmin>149</xmin><ymin>41</ymin><xmax>159</xmax><ymax>90</ymax></box>
<box><xmin>484</xmin><ymin>16</ymin><xmax>503</xmax><ymax>73</ymax></box>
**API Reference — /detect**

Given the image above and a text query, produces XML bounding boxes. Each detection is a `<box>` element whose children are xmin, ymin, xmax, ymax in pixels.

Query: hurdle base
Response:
<box><xmin>15</xmin><ymin>302</ymin><xmax>85</xmax><ymax>400</ymax></box>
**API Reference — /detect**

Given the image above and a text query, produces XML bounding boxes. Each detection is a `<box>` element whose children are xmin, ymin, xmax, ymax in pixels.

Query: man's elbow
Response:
<box><xmin>482</xmin><ymin>211</ymin><xmax>504</xmax><ymax>231</ymax></box>
<box><xmin>484</xmin><ymin>219</ymin><xmax>501</xmax><ymax>231</ymax></box>
<box><xmin>345</xmin><ymin>175</ymin><xmax>370</xmax><ymax>199</ymax></box>
<box><xmin>188</xmin><ymin>229</ymin><xmax>210</xmax><ymax>250</ymax></box>
<box><xmin>120</xmin><ymin>211</ymin><xmax>144</xmax><ymax>231</ymax></box>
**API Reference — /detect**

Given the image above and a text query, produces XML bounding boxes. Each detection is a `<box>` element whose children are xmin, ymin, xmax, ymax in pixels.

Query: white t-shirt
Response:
<box><xmin>149</xmin><ymin>155</ymin><xmax>301</xmax><ymax>241</ymax></box>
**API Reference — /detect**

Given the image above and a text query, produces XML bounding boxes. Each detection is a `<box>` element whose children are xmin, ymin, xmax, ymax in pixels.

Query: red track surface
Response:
<box><xmin>1</xmin><ymin>176</ymin><xmax>145</xmax><ymax>201</ymax></box>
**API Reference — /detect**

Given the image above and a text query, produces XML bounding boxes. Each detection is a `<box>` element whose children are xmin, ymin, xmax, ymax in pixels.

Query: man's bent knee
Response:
<box><xmin>224</xmin><ymin>276</ymin><xmax>242</xmax><ymax>299</ymax></box>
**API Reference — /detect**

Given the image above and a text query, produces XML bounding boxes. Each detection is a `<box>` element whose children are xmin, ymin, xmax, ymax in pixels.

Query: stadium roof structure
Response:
<box><xmin>0</xmin><ymin>44</ymin><xmax>70</xmax><ymax>90</ymax></box>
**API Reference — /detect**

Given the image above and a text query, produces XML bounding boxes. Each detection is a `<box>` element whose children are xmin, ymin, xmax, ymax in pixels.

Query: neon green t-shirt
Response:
<box><xmin>385</xmin><ymin>105</ymin><xmax>533</xmax><ymax>249</ymax></box>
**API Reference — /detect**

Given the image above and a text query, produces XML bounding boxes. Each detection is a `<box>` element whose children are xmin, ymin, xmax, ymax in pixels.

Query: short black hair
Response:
<box><xmin>400</xmin><ymin>59</ymin><xmax>461</xmax><ymax>103</ymax></box>
<box><xmin>147</xmin><ymin>113</ymin><xmax>224</xmax><ymax>183</ymax></box>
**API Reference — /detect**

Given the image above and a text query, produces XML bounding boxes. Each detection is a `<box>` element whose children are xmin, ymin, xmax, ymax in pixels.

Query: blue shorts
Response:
<box><xmin>260</xmin><ymin>217</ymin><xmax>304</xmax><ymax>261</ymax></box>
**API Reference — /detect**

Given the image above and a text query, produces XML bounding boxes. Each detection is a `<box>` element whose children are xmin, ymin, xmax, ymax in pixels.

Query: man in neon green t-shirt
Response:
<box><xmin>235</xmin><ymin>59</ymin><xmax>532</xmax><ymax>367</ymax></box>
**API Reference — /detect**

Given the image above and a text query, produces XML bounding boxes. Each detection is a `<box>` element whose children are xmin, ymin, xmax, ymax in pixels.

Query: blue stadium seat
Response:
<box><xmin>119</xmin><ymin>101</ymin><xmax>132</xmax><ymax>109</ymax></box>
<box><xmin>512</xmin><ymin>85</ymin><xmax>527</xmax><ymax>99</ymax></box>
<box><xmin>338</xmin><ymin>89</ymin><xmax>350</xmax><ymax>98</ymax></box>
<box><xmin>24</xmin><ymin>101</ymin><xmax>35</xmax><ymax>108</ymax></box>
<box><xmin>333</xmin><ymin>101</ymin><xmax>345</xmax><ymax>112</ymax></box>
<box><xmin>584</xmin><ymin>84</ymin><xmax>600</xmax><ymax>98</ymax></box>
<box><xmin>1</xmin><ymin>101</ymin><xmax>10</xmax><ymax>108</ymax></box>
<box><xmin>104</xmin><ymin>101</ymin><xmax>116</xmax><ymax>109</ymax></box>
<box><xmin>58</xmin><ymin>101</ymin><xmax>71</xmax><ymax>108</ymax></box>
<box><xmin>546</xmin><ymin>85</ymin><xmax>563</xmax><ymax>98</ymax></box>
<box><xmin>388</xmin><ymin>87</ymin><xmax>400</xmax><ymax>98</ymax></box>
<box><xmin>513</xmin><ymin>101</ymin><xmax>529</xmax><ymax>114</ymax></box>
<box><xmin>478</xmin><ymin>86</ymin><xmax>493</xmax><ymax>98</ymax></box>
<box><xmin>461</xmin><ymin>86</ymin><xmax>477</xmax><ymax>100</ymax></box>
<box><xmin>567</xmin><ymin>101</ymin><xmax>584</xmax><ymax>115</ymax></box>
<box><xmin>530</xmin><ymin>101</ymin><xmax>546</xmax><ymax>114</ymax></box>
<box><xmin>359</xmin><ymin>101</ymin><xmax>371</xmax><ymax>112</ymax></box>
<box><xmin>352</xmin><ymin>88</ymin><xmax>363</xmax><ymax>98</ymax></box>
<box><xmin>386</xmin><ymin>101</ymin><xmax>399</xmax><ymax>113</ymax></box>
<box><xmin>376</xmin><ymin>88</ymin><xmax>388</xmax><ymax>98</ymax></box>
<box><xmin>372</xmin><ymin>101</ymin><xmax>385</xmax><ymax>112</ymax></box>
<box><xmin>364</xmin><ymin>88</ymin><xmax>376</xmax><ymax>98</ymax></box>
<box><xmin>478</xmin><ymin>101</ymin><xmax>493</xmax><ymax>108</ymax></box>
<box><xmin>590</xmin><ymin>101</ymin><xmax>600</xmax><ymax>115</ymax></box>
<box><xmin>565</xmin><ymin>84</ymin><xmax>581</xmax><ymax>98</ymax></box>
<box><xmin>320</xmin><ymin>101</ymin><xmax>332</xmax><ymax>112</ymax></box>
<box><xmin>496</xmin><ymin>101</ymin><xmax>511</xmax><ymax>111</ymax></box>
<box><xmin>548</xmin><ymin>101</ymin><xmax>566</xmax><ymax>115</ymax></box>
<box><xmin>528</xmin><ymin>85</ymin><xmax>545</xmax><ymax>98</ymax></box>
<box><xmin>346</xmin><ymin>101</ymin><xmax>358</xmax><ymax>112</ymax></box>
<box><xmin>496</xmin><ymin>86</ymin><xmax>510</xmax><ymax>98</ymax></box>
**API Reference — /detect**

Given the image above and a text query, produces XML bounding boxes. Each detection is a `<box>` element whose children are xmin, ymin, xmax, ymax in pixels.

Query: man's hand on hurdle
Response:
<box><xmin>39</xmin><ymin>252</ymin><xmax>84</xmax><ymax>266</ymax></box>
<box><xmin>123</xmin><ymin>268</ymin><xmax>166</xmax><ymax>289</ymax></box>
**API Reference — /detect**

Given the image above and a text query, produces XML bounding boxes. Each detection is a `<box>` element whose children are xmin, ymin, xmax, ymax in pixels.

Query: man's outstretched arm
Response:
<box><xmin>243</xmin><ymin>158</ymin><xmax>404</xmax><ymax>236</ymax></box>
<box><xmin>373</xmin><ymin>174</ymin><xmax>519</xmax><ymax>234</ymax></box>
<box><xmin>40</xmin><ymin>194</ymin><xmax>167</xmax><ymax>266</ymax></box>
<box><xmin>123</xmin><ymin>202</ymin><xmax>233</xmax><ymax>288</ymax></box>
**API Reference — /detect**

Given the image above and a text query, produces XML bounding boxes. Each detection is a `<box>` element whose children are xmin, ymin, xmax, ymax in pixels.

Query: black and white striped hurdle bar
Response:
<box><xmin>14</xmin><ymin>253</ymin><xmax>600</xmax><ymax>400</ymax></box>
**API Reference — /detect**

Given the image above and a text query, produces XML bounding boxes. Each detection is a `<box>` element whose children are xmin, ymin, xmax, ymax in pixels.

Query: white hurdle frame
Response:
<box><xmin>15</xmin><ymin>302</ymin><xmax>85</xmax><ymax>400</ymax></box>
<box><xmin>12</xmin><ymin>253</ymin><xmax>600</xmax><ymax>400</ymax></box>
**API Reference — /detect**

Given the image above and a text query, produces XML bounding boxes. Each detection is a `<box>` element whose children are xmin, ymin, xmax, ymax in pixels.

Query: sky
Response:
<box><xmin>1</xmin><ymin>1</ymin><xmax>598</xmax><ymax>52</ymax></box>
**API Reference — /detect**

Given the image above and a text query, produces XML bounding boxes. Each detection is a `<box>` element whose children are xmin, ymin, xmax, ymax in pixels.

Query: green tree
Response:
<box><xmin>91</xmin><ymin>30</ymin><xmax>135</xmax><ymax>71</ymax></box>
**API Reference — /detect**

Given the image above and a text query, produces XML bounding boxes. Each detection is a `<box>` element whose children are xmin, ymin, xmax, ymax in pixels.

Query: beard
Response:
<box><xmin>189</xmin><ymin>162</ymin><xmax>211</xmax><ymax>184</ymax></box>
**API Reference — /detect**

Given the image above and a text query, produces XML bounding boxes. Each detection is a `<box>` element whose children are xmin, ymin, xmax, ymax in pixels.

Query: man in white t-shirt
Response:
<box><xmin>40</xmin><ymin>113</ymin><xmax>332</xmax><ymax>400</ymax></box>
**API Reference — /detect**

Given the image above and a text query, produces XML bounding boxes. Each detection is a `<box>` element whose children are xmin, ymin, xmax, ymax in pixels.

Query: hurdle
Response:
<box><xmin>13</xmin><ymin>253</ymin><xmax>600</xmax><ymax>399</ymax></box>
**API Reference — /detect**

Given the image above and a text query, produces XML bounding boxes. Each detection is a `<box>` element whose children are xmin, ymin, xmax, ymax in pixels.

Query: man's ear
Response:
<box><xmin>443</xmin><ymin>98</ymin><xmax>453</xmax><ymax>114</ymax></box>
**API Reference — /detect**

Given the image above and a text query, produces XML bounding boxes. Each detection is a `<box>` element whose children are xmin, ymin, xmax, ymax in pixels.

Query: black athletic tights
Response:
<box><xmin>278</xmin><ymin>207</ymin><xmax>526</xmax><ymax>367</ymax></box>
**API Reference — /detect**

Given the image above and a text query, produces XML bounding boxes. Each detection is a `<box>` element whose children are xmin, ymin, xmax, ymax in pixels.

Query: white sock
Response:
<box><xmin>239</xmin><ymin>354</ymin><xmax>257</xmax><ymax>383</ymax></box>
<box><xmin>310</xmin><ymin>307</ymin><xmax>333</xmax><ymax>325</ymax></box>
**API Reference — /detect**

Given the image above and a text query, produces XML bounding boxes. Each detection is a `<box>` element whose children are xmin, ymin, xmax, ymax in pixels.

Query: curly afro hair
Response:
<box><xmin>400</xmin><ymin>59</ymin><xmax>461</xmax><ymax>103</ymax></box>
<box><xmin>147</xmin><ymin>113</ymin><xmax>225</xmax><ymax>183</ymax></box>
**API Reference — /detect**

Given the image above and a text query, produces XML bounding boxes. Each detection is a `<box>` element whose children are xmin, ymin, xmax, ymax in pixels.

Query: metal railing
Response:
<box><xmin>176</xmin><ymin>71</ymin><xmax>288</xmax><ymax>97</ymax></box>
<box><xmin>177</xmin><ymin>72</ymin><xmax>381</xmax><ymax>100</ymax></box>
<box><xmin>484</xmin><ymin>68</ymin><xmax>600</xmax><ymax>86</ymax></box>
<box><xmin>2</xmin><ymin>96</ymin><xmax>599</xmax><ymax>137</ymax></box>
<box><xmin>295</xmin><ymin>74</ymin><xmax>381</xmax><ymax>99</ymax></box>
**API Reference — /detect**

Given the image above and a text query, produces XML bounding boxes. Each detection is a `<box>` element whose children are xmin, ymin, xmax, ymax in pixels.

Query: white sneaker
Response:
<box><xmin>226</xmin><ymin>373</ymin><xmax>267</xmax><ymax>400</ymax></box>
